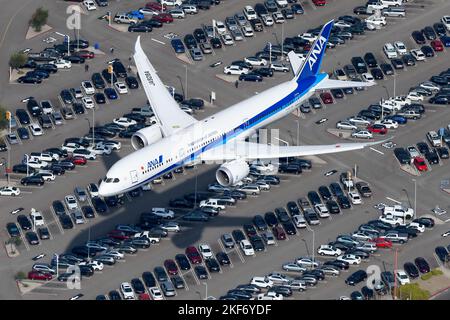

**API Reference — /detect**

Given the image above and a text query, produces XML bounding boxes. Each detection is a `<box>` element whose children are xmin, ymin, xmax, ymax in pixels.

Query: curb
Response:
<box><xmin>429</xmin><ymin>285</ymin><xmax>450</xmax><ymax>299</ymax></box>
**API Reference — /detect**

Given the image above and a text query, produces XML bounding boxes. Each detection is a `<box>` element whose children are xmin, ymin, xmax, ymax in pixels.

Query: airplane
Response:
<box><xmin>99</xmin><ymin>20</ymin><xmax>382</xmax><ymax>197</ymax></box>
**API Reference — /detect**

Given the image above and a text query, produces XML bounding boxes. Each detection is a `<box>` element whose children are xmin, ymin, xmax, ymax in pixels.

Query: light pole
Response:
<box><xmin>24</xmin><ymin>154</ymin><xmax>29</xmax><ymax>177</ymax></box>
<box><xmin>281</xmin><ymin>23</ymin><xmax>284</xmax><ymax>61</ymax></box>
<box><xmin>202</xmin><ymin>282</ymin><xmax>208</xmax><ymax>300</ymax></box>
<box><xmin>412</xmin><ymin>179</ymin><xmax>417</xmax><ymax>220</ymax></box>
<box><xmin>296</xmin><ymin>118</ymin><xmax>300</xmax><ymax>146</ymax></box>
<box><xmin>184</xmin><ymin>65</ymin><xmax>188</xmax><ymax>98</ymax></box>
<box><xmin>268</xmin><ymin>42</ymin><xmax>272</xmax><ymax>65</ymax></box>
<box><xmin>176</xmin><ymin>75</ymin><xmax>185</xmax><ymax>98</ymax></box>
<box><xmin>393</xmin><ymin>73</ymin><xmax>396</xmax><ymax>98</ymax></box>
<box><xmin>55</xmin><ymin>32</ymin><xmax>70</xmax><ymax>56</ymax></box>
<box><xmin>305</xmin><ymin>225</ymin><xmax>316</xmax><ymax>264</ymax></box>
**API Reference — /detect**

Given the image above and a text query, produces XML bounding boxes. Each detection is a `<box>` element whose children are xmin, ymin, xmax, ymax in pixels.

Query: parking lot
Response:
<box><xmin>1</xmin><ymin>0</ymin><xmax>450</xmax><ymax>300</ymax></box>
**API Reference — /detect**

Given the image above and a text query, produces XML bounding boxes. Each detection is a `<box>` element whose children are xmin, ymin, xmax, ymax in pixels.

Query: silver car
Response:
<box><xmin>52</xmin><ymin>111</ymin><xmax>64</xmax><ymax>125</ymax></box>
<box><xmin>190</xmin><ymin>47</ymin><xmax>203</xmax><ymax>61</ymax></box>
<box><xmin>74</xmin><ymin>187</ymin><xmax>87</xmax><ymax>202</ymax></box>
<box><xmin>200</xmin><ymin>43</ymin><xmax>213</xmax><ymax>54</ymax></box>
<box><xmin>231</xmin><ymin>28</ymin><xmax>244</xmax><ymax>41</ymax></box>
<box><xmin>71</xmin><ymin>210</ymin><xmax>85</xmax><ymax>224</ymax></box>
<box><xmin>161</xmin><ymin>280</ymin><xmax>176</xmax><ymax>297</ymax></box>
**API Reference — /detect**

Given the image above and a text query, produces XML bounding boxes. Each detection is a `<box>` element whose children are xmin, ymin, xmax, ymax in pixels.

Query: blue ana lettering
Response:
<box><xmin>147</xmin><ymin>155</ymin><xmax>163</xmax><ymax>170</ymax></box>
<box><xmin>307</xmin><ymin>35</ymin><xmax>326</xmax><ymax>71</ymax></box>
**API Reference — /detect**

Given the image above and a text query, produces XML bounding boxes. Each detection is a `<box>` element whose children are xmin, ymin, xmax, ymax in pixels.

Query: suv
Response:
<box><xmin>355</xmin><ymin>182</ymin><xmax>372</xmax><ymax>197</ymax></box>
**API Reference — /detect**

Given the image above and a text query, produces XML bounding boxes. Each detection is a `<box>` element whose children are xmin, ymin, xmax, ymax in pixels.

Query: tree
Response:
<box><xmin>0</xmin><ymin>105</ymin><xmax>8</xmax><ymax>130</ymax></box>
<box><xmin>30</xmin><ymin>7</ymin><xmax>48</xmax><ymax>32</ymax></box>
<box><xmin>9</xmin><ymin>52</ymin><xmax>27</xmax><ymax>70</ymax></box>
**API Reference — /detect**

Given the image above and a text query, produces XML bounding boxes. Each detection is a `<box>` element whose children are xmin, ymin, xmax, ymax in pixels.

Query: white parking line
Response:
<box><xmin>385</xmin><ymin>197</ymin><xmax>402</xmax><ymax>204</ymax></box>
<box><xmin>151</xmin><ymin>38</ymin><xmax>165</xmax><ymax>45</ymax></box>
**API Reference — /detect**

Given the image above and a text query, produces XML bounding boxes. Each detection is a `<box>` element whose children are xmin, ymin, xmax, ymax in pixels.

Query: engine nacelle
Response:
<box><xmin>216</xmin><ymin>159</ymin><xmax>249</xmax><ymax>187</ymax></box>
<box><xmin>131</xmin><ymin>125</ymin><xmax>163</xmax><ymax>150</ymax></box>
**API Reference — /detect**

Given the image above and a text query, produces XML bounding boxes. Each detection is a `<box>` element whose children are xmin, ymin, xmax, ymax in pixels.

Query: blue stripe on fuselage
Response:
<box><xmin>123</xmin><ymin>75</ymin><xmax>325</xmax><ymax>193</ymax></box>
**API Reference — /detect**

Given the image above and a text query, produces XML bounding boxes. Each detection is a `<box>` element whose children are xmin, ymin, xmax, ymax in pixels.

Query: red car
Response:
<box><xmin>320</xmin><ymin>92</ymin><xmax>333</xmax><ymax>104</ymax></box>
<box><xmin>28</xmin><ymin>271</ymin><xmax>52</xmax><ymax>281</ymax></box>
<box><xmin>69</xmin><ymin>156</ymin><xmax>87</xmax><ymax>165</ymax></box>
<box><xmin>75</xmin><ymin>50</ymin><xmax>95</xmax><ymax>59</ymax></box>
<box><xmin>164</xmin><ymin>259</ymin><xmax>179</xmax><ymax>275</ymax></box>
<box><xmin>145</xmin><ymin>2</ymin><xmax>166</xmax><ymax>11</ymax></box>
<box><xmin>273</xmin><ymin>226</ymin><xmax>286</xmax><ymax>240</ymax></box>
<box><xmin>371</xmin><ymin>237</ymin><xmax>392</xmax><ymax>248</ymax></box>
<box><xmin>185</xmin><ymin>246</ymin><xmax>202</xmax><ymax>264</ymax></box>
<box><xmin>430</xmin><ymin>40</ymin><xmax>444</xmax><ymax>52</ymax></box>
<box><xmin>153</xmin><ymin>13</ymin><xmax>174</xmax><ymax>23</ymax></box>
<box><xmin>414</xmin><ymin>157</ymin><xmax>428</xmax><ymax>172</ymax></box>
<box><xmin>367</xmin><ymin>124</ymin><xmax>388</xmax><ymax>135</ymax></box>
<box><xmin>107</xmin><ymin>230</ymin><xmax>130</xmax><ymax>240</ymax></box>
<box><xmin>312</xmin><ymin>0</ymin><xmax>326</xmax><ymax>6</ymax></box>
<box><xmin>138</xmin><ymin>293</ymin><xmax>151</xmax><ymax>300</ymax></box>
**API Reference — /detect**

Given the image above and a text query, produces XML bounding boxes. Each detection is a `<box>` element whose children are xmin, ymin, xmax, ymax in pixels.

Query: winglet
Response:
<box><xmin>294</xmin><ymin>20</ymin><xmax>334</xmax><ymax>84</ymax></box>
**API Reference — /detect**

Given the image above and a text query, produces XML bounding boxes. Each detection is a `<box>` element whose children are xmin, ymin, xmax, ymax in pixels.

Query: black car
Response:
<box><xmin>72</xmin><ymin>103</ymin><xmax>85</xmax><ymax>114</ymax></box>
<box><xmin>25</xmin><ymin>231</ymin><xmax>39</xmax><ymax>245</ymax></box>
<box><xmin>16</xmin><ymin>109</ymin><xmax>31</xmax><ymax>124</ymax></box>
<box><xmin>307</xmin><ymin>191</ymin><xmax>321</xmax><ymax>205</ymax></box>
<box><xmin>59</xmin><ymin>214</ymin><xmax>74</xmax><ymax>229</ymax></box>
<box><xmin>60</xmin><ymin>89</ymin><xmax>74</xmax><ymax>104</ymax></box>
<box><xmin>128</xmin><ymin>24</ymin><xmax>152</xmax><ymax>32</ymax></box>
<box><xmin>274</xmin><ymin>208</ymin><xmax>290</xmax><ymax>223</ymax></box>
<box><xmin>430</xmin><ymin>75</ymin><xmax>449</xmax><ymax>85</ymax></box>
<box><xmin>323</xmin><ymin>259</ymin><xmax>349</xmax><ymax>270</ymax></box>
<box><xmin>286</xmin><ymin>201</ymin><xmax>300</xmax><ymax>216</ymax></box>
<box><xmin>205</xmin><ymin>258</ymin><xmax>221</xmax><ymax>272</ymax></box>
<box><xmin>183</xmin><ymin>34</ymin><xmax>197</xmax><ymax>50</ymax></box>
<box><xmin>414</xmin><ymin>257</ymin><xmax>430</xmax><ymax>273</ymax></box>
<box><xmin>108</xmin><ymin>290</ymin><xmax>122</xmax><ymax>300</ymax></box>
<box><xmin>422</xmin><ymin>26</ymin><xmax>436</xmax><ymax>40</ymax></box>
<box><xmin>344</xmin><ymin>269</ymin><xmax>368</xmax><ymax>285</ymax></box>
<box><xmin>391</xmin><ymin>58</ymin><xmax>404</xmax><ymax>70</ymax></box>
<box><xmin>79</xmin><ymin>265</ymin><xmax>94</xmax><ymax>277</ymax></box>
<box><xmin>101</xmin><ymin>68</ymin><xmax>117</xmax><ymax>84</ymax></box>
<box><xmin>436</xmin><ymin>147</ymin><xmax>449</xmax><ymax>159</ymax></box>
<box><xmin>6</xmin><ymin>223</ymin><xmax>20</xmax><ymax>238</ymax></box>
<box><xmin>169</xmin><ymin>198</ymin><xmax>194</xmax><ymax>209</ymax></box>
<box><xmin>421</xmin><ymin>45</ymin><xmax>435</xmax><ymax>58</ymax></box>
<box><xmin>264</xmin><ymin>211</ymin><xmax>278</xmax><ymax>227</ymax></box>
<box><xmin>370</xmin><ymin>68</ymin><xmax>384</xmax><ymax>80</ymax></box>
<box><xmin>329</xmin><ymin>182</ymin><xmax>344</xmax><ymax>196</ymax></box>
<box><xmin>364</xmin><ymin>52</ymin><xmax>378</xmax><ymax>68</ymax></box>
<box><xmin>231</xmin><ymin>229</ymin><xmax>246</xmax><ymax>243</ymax></box>
<box><xmin>351</xmin><ymin>56</ymin><xmax>368</xmax><ymax>74</ymax></box>
<box><xmin>38</xmin><ymin>227</ymin><xmax>50</xmax><ymax>240</ymax></box>
<box><xmin>142</xmin><ymin>271</ymin><xmax>156</xmax><ymax>288</ymax></box>
<box><xmin>210</xmin><ymin>37</ymin><xmax>222</xmax><ymax>48</ymax></box>
<box><xmin>416</xmin><ymin>142</ymin><xmax>430</xmax><ymax>155</ymax></box>
<box><xmin>402</xmin><ymin>54</ymin><xmax>416</xmax><ymax>66</ymax></box>
<box><xmin>55</xmin><ymin>160</ymin><xmax>75</xmax><ymax>171</ymax></box>
<box><xmin>269</xmin><ymin>286</ymin><xmax>292</xmax><ymax>297</ymax></box>
<box><xmin>92</xmin><ymin>197</ymin><xmax>108</xmax><ymax>213</ymax></box>
<box><xmin>249</xmin><ymin>235</ymin><xmax>265</xmax><ymax>251</ymax></box>
<box><xmin>17</xmin><ymin>127</ymin><xmax>29</xmax><ymax>140</ymax></box>
<box><xmin>253</xmin><ymin>215</ymin><xmax>268</xmax><ymax>231</ymax></box>
<box><xmin>175</xmin><ymin>254</ymin><xmax>191</xmax><ymax>270</ymax></box>
<box><xmin>21</xmin><ymin>175</ymin><xmax>44</xmax><ymax>186</ymax></box>
<box><xmin>144</xmin><ymin>19</ymin><xmax>163</xmax><ymax>28</ymax></box>
<box><xmin>91</xmin><ymin>73</ymin><xmax>106</xmax><ymax>89</ymax></box>
<box><xmin>182</xmin><ymin>98</ymin><xmax>204</xmax><ymax>110</ymax></box>
<box><xmin>404</xmin><ymin>262</ymin><xmax>420</xmax><ymax>279</ymax></box>
<box><xmin>125</xmin><ymin>76</ymin><xmax>139</xmax><ymax>89</ymax></box>
<box><xmin>131</xmin><ymin>278</ymin><xmax>146</xmax><ymax>294</ymax></box>
<box><xmin>412</xmin><ymin>30</ymin><xmax>426</xmax><ymax>44</ymax></box>
<box><xmin>27</xmin><ymin>99</ymin><xmax>42</xmax><ymax>117</ymax></box>
<box><xmin>216</xmin><ymin>251</ymin><xmax>231</xmax><ymax>265</ymax></box>
<box><xmin>331</xmin><ymin>88</ymin><xmax>344</xmax><ymax>99</ymax></box>
<box><xmin>154</xmin><ymin>266</ymin><xmax>169</xmax><ymax>282</ymax></box>
<box><xmin>361</xmin><ymin>286</ymin><xmax>374</xmax><ymax>300</ymax></box>
<box><xmin>52</xmin><ymin>200</ymin><xmax>66</xmax><ymax>216</ymax></box>
<box><xmin>394</xmin><ymin>147</ymin><xmax>411</xmax><ymax>165</ymax></box>
<box><xmin>380</xmin><ymin>63</ymin><xmax>394</xmax><ymax>76</ymax></box>
<box><xmin>243</xmin><ymin>224</ymin><xmax>258</xmax><ymax>237</ymax></box>
<box><xmin>18</xmin><ymin>76</ymin><xmax>42</xmax><ymax>84</ymax></box>
<box><xmin>282</xmin><ymin>221</ymin><xmax>297</xmax><ymax>235</ymax></box>
<box><xmin>81</xmin><ymin>206</ymin><xmax>95</xmax><ymax>219</ymax></box>
<box><xmin>326</xmin><ymin>200</ymin><xmax>340</xmax><ymax>214</ymax></box>
<box><xmin>433</xmin><ymin>22</ymin><xmax>447</xmax><ymax>36</ymax></box>
<box><xmin>194</xmin><ymin>265</ymin><xmax>208</xmax><ymax>279</ymax></box>
<box><xmin>254</xmin><ymin>3</ymin><xmax>268</xmax><ymax>16</ymax></box>
<box><xmin>17</xmin><ymin>214</ymin><xmax>32</xmax><ymax>231</ymax></box>
<box><xmin>193</xmin><ymin>28</ymin><xmax>207</xmax><ymax>44</ymax></box>
<box><xmin>367</xmin><ymin>220</ymin><xmax>392</xmax><ymax>231</ymax></box>
<box><xmin>303</xmin><ymin>269</ymin><xmax>325</xmax><ymax>281</ymax></box>
<box><xmin>239</xmin><ymin>73</ymin><xmax>263</xmax><ymax>82</ymax></box>
<box><xmin>227</xmin><ymin>289</ymin><xmax>252</xmax><ymax>300</ymax></box>
<box><xmin>254</xmin><ymin>67</ymin><xmax>274</xmax><ymax>77</ymax></box>
<box><xmin>66</xmin><ymin>56</ymin><xmax>85</xmax><ymax>64</ymax></box>
<box><xmin>318</xmin><ymin>186</ymin><xmax>333</xmax><ymax>201</ymax></box>
<box><xmin>425</xmin><ymin>150</ymin><xmax>439</xmax><ymax>165</ymax></box>
<box><xmin>13</xmin><ymin>164</ymin><xmax>35</xmax><ymax>174</ymax></box>
<box><xmin>336</xmin><ymin>195</ymin><xmax>351</xmax><ymax>209</ymax></box>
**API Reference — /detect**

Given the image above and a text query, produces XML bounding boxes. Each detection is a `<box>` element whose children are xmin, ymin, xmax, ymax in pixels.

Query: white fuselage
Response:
<box><xmin>99</xmin><ymin>75</ymin><xmax>325</xmax><ymax>196</ymax></box>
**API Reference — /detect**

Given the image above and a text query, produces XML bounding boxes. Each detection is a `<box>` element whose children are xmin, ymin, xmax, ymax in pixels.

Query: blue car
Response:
<box><xmin>171</xmin><ymin>38</ymin><xmax>185</xmax><ymax>54</ymax></box>
<box><xmin>440</xmin><ymin>36</ymin><xmax>450</xmax><ymax>47</ymax></box>
<box><xmin>127</xmin><ymin>10</ymin><xmax>145</xmax><ymax>20</ymax></box>
<box><xmin>385</xmin><ymin>115</ymin><xmax>407</xmax><ymax>124</ymax></box>
<box><xmin>17</xmin><ymin>127</ymin><xmax>30</xmax><ymax>140</ymax></box>
<box><xmin>104</xmin><ymin>88</ymin><xmax>118</xmax><ymax>100</ymax></box>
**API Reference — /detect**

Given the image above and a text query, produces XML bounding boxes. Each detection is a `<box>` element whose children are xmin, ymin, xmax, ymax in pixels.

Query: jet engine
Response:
<box><xmin>216</xmin><ymin>159</ymin><xmax>249</xmax><ymax>187</ymax></box>
<box><xmin>131</xmin><ymin>125</ymin><xmax>163</xmax><ymax>150</ymax></box>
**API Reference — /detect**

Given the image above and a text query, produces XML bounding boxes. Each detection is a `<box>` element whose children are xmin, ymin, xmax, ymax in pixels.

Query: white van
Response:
<box><xmin>30</xmin><ymin>152</ymin><xmax>56</xmax><ymax>162</ymax></box>
<box><xmin>199</xmin><ymin>199</ymin><xmax>226</xmax><ymax>211</ymax></box>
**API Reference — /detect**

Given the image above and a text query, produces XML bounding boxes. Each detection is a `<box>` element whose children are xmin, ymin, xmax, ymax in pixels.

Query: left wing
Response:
<box><xmin>199</xmin><ymin>140</ymin><xmax>387</xmax><ymax>161</ymax></box>
<box><xmin>134</xmin><ymin>37</ymin><xmax>197</xmax><ymax>136</ymax></box>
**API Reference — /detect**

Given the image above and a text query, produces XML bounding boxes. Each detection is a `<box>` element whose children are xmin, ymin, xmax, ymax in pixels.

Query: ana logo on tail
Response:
<box><xmin>307</xmin><ymin>35</ymin><xmax>327</xmax><ymax>71</ymax></box>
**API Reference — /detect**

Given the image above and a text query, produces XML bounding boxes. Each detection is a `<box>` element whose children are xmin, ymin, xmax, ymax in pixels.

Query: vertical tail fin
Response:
<box><xmin>294</xmin><ymin>20</ymin><xmax>334</xmax><ymax>84</ymax></box>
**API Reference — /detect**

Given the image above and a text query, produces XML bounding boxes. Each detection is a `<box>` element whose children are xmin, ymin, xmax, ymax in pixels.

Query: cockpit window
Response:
<box><xmin>105</xmin><ymin>178</ymin><xmax>113</xmax><ymax>183</ymax></box>
<box><xmin>113</xmin><ymin>178</ymin><xmax>120</xmax><ymax>183</ymax></box>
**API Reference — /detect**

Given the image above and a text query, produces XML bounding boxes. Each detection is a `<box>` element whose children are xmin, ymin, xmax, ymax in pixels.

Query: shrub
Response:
<box><xmin>430</xmin><ymin>269</ymin><xmax>443</xmax><ymax>276</ymax></box>
<box><xmin>15</xmin><ymin>271</ymin><xmax>26</xmax><ymax>280</ymax></box>
<box><xmin>0</xmin><ymin>106</ymin><xmax>8</xmax><ymax>130</ymax></box>
<box><xmin>399</xmin><ymin>283</ymin><xmax>430</xmax><ymax>300</ymax></box>
<box><xmin>9</xmin><ymin>52</ymin><xmax>28</xmax><ymax>69</ymax></box>
<box><xmin>30</xmin><ymin>7</ymin><xmax>48</xmax><ymax>32</ymax></box>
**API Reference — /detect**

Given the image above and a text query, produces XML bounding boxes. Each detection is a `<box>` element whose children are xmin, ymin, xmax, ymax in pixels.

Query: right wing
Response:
<box><xmin>134</xmin><ymin>37</ymin><xmax>197</xmax><ymax>136</ymax></box>
<box><xmin>314</xmin><ymin>76</ymin><xmax>376</xmax><ymax>90</ymax></box>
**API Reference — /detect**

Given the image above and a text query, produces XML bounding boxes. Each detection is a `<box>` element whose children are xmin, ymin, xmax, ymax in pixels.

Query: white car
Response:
<box><xmin>406</xmin><ymin>91</ymin><xmax>424</xmax><ymax>102</ymax></box>
<box><xmin>240</xmin><ymin>239</ymin><xmax>255</xmax><ymax>256</ymax></box>
<box><xmin>221</xmin><ymin>33</ymin><xmax>234</xmax><ymax>45</ymax></box>
<box><xmin>72</xmin><ymin>149</ymin><xmax>96</xmax><ymax>160</ymax></box>
<box><xmin>379</xmin><ymin>214</ymin><xmax>405</xmax><ymax>227</ymax></box>
<box><xmin>114</xmin><ymin>82</ymin><xmax>129</xmax><ymax>94</ymax></box>
<box><xmin>244</xmin><ymin>56</ymin><xmax>267</xmax><ymax>66</ymax></box>
<box><xmin>395</xmin><ymin>269</ymin><xmax>410</xmax><ymax>285</ymax></box>
<box><xmin>337</xmin><ymin>254</ymin><xmax>361</xmax><ymax>265</ymax></box>
<box><xmin>348</xmin><ymin>191</ymin><xmax>362</xmax><ymax>204</ymax></box>
<box><xmin>336</xmin><ymin>121</ymin><xmax>357</xmax><ymax>130</ymax></box>
<box><xmin>214</xmin><ymin>20</ymin><xmax>227</xmax><ymax>35</ymax></box>
<box><xmin>272</xmin><ymin>12</ymin><xmax>285</xmax><ymax>24</ymax></box>
<box><xmin>243</xmin><ymin>5</ymin><xmax>257</xmax><ymax>20</ymax></box>
<box><xmin>348</xmin><ymin>116</ymin><xmax>371</xmax><ymax>126</ymax></box>
<box><xmin>257</xmin><ymin>292</ymin><xmax>283</xmax><ymax>300</ymax></box>
<box><xmin>275</xmin><ymin>0</ymin><xmax>288</xmax><ymax>7</ymax></box>
<box><xmin>383</xmin><ymin>43</ymin><xmax>398</xmax><ymax>59</ymax></box>
<box><xmin>267</xmin><ymin>272</ymin><xmax>291</xmax><ymax>284</ymax></box>
<box><xmin>250</xmin><ymin>160</ymin><xmax>275</xmax><ymax>173</ymax></box>
<box><xmin>35</xmin><ymin>171</ymin><xmax>55</xmax><ymax>181</ymax></box>
<box><xmin>30</xmin><ymin>209</ymin><xmax>45</xmax><ymax>227</ymax></box>
<box><xmin>0</xmin><ymin>186</ymin><xmax>20</xmax><ymax>196</ymax></box>
<box><xmin>83</xmin><ymin>0</ymin><xmax>97</xmax><ymax>11</ymax></box>
<box><xmin>81</xmin><ymin>80</ymin><xmax>95</xmax><ymax>95</ymax></box>
<box><xmin>261</xmin><ymin>14</ymin><xmax>275</xmax><ymax>26</ymax></box>
<box><xmin>406</xmin><ymin>146</ymin><xmax>420</xmax><ymax>158</ymax></box>
<box><xmin>296</xmin><ymin>257</ymin><xmax>319</xmax><ymax>268</ymax></box>
<box><xmin>41</xmin><ymin>100</ymin><xmax>54</xmax><ymax>114</ymax></box>
<box><xmin>441</xmin><ymin>16</ymin><xmax>450</xmax><ymax>31</ymax></box>
<box><xmin>362</xmin><ymin>72</ymin><xmax>375</xmax><ymax>83</ymax></box>
<box><xmin>79</xmin><ymin>260</ymin><xmax>104</xmax><ymax>271</ymax></box>
<box><xmin>160</xmin><ymin>221</ymin><xmax>180</xmax><ymax>232</ymax></box>
<box><xmin>383</xmin><ymin>205</ymin><xmax>414</xmax><ymax>219</ymax></box>
<box><xmin>149</xmin><ymin>287</ymin><xmax>163</xmax><ymax>300</ymax></box>
<box><xmin>407</xmin><ymin>222</ymin><xmax>425</xmax><ymax>233</ymax></box>
<box><xmin>113</xmin><ymin>117</ymin><xmax>137</xmax><ymax>128</ymax></box>
<box><xmin>51</xmin><ymin>59</ymin><xmax>71</xmax><ymax>69</ymax></box>
<box><xmin>65</xmin><ymin>195</ymin><xmax>79</xmax><ymax>210</ymax></box>
<box><xmin>317</xmin><ymin>245</ymin><xmax>342</xmax><ymax>257</ymax></box>
<box><xmin>29</xmin><ymin>123</ymin><xmax>43</xmax><ymax>136</ymax></box>
<box><xmin>88</xmin><ymin>144</ymin><xmax>112</xmax><ymax>155</ymax></box>
<box><xmin>250</xmin><ymin>276</ymin><xmax>274</xmax><ymax>288</ymax></box>
<box><xmin>299</xmin><ymin>33</ymin><xmax>317</xmax><ymax>43</ymax></box>
<box><xmin>411</xmin><ymin>49</ymin><xmax>425</xmax><ymax>61</ymax></box>
<box><xmin>282</xmin><ymin>262</ymin><xmax>306</xmax><ymax>272</ymax></box>
<box><xmin>87</xmin><ymin>183</ymin><xmax>99</xmax><ymax>197</ymax></box>
<box><xmin>427</xmin><ymin>130</ymin><xmax>442</xmax><ymax>147</ymax></box>
<box><xmin>365</xmin><ymin>15</ymin><xmax>386</xmax><ymax>26</ymax></box>
<box><xmin>374</xmin><ymin>119</ymin><xmax>398</xmax><ymax>129</ymax></box>
<box><xmin>198</xmin><ymin>243</ymin><xmax>213</xmax><ymax>259</ymax></box>
<box><xmin>394</xmin><ymin>41</ymin><xmax>407</xmax><ymax>55</ymax></box>
<box><xmin>270</xmin><ymin>63</ymin><xmax>289</xmax><ymax>72</ymax></box>
<box><xmin>223</xmin><ymin>65</ymin><xmax>249</xmax><ymax>75</ymax></box>
<box><xmin>139</xmin><ymin>8</ymin><xmax>159</xmax><ymax>15</ymax></box>
<box><xmin>62</xmin><ymin>142</ymin><xmax>82</xmax><ymax>153</ymax></box>
<box><xmin>82</xmin><ymin>96</ymin><xmax>94</xmax><ymax>109</ymax></box>
<box><xmin>151</xmin><ymin>207</ymin><xmax>175</xmax><ymax>219</ymax></box>
<box><xmin>351</xmin><ymin>130</ymin><xmax>373</xmax><ymax>139</ymax></box>
<box><xmin>98</xmin><ymin>140</ymin><xmax>121</xmax><ymax>151</ymax></box>
<box><xmin>292</xmin><ymin>215</ymin><xmax>306</xmax><ymax>228</ymax></box>
<box><xmin>314</xmin><ymin>204</ymin><xmax>330</xmax><ymax>218</ymax></box>
<box><xmin>242</xmin><ymin>25</ymin><xmax>254</xmax><ymax>37</ymax></box>
<box><xmin>351</xmin><ymin>232</ymin><xmax>373</xmax><ymax>241</ymax></box>
<box><xmin>120</xmin><ymin>282</ymin><xmax>135</xmax><ymax>300</ymax></box>
<box><xmin>25</xmin><ymin>158</ymin><xmax>48</xmax><ymax>169</ymax></box>
<box><xmin>419</xmin><ymin>81</ymin><xmax>441</xmax><ymax>93</ymax></box>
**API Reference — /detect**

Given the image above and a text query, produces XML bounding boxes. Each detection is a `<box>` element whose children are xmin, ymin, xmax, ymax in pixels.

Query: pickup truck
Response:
<box><xmin>340</xmin><ymin>172</ymin><xmax>354</xmax><ymax>189</ymax></box>
<box><xmin>396</xmin><ymin>109</ymin><xmax>421</xmax><ymax>120</ymax></box>
<box><xmin>383</xmin><ymin>205</ymin><xmax>414</xmax><ymax>219</ymax></box>
<box><xmin>380</xmin><ymin>232</ymin><xmax>408</xmax><ymax>244</ymax></box>
<box><xmin>133</xmin><ymin>231</ymin><xmax>160</xmax><ymax>244</ymax></box>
